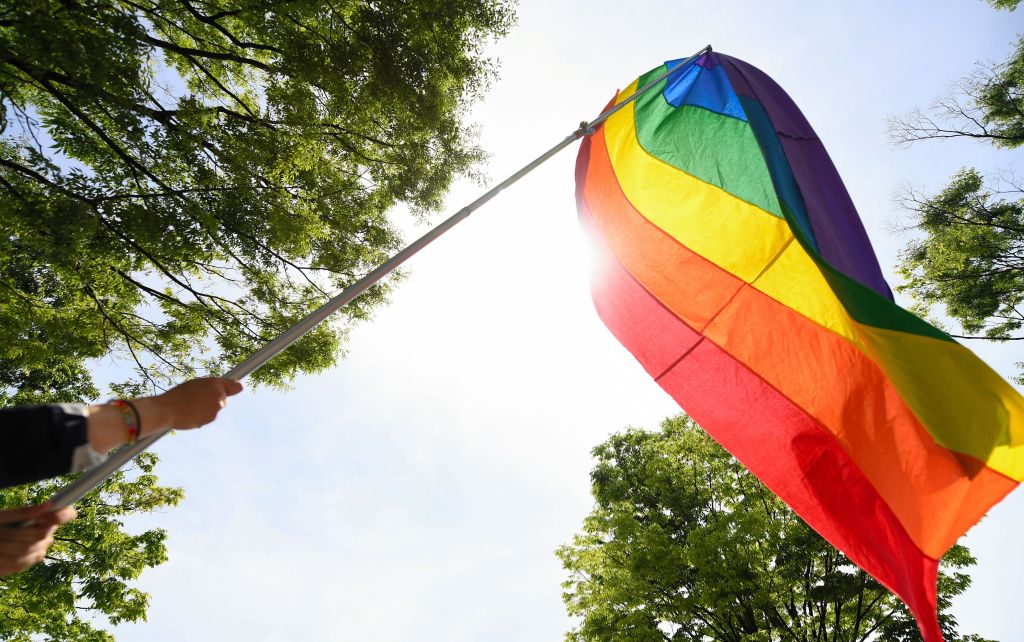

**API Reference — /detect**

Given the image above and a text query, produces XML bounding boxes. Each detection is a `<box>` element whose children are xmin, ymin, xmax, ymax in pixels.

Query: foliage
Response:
<box><xmin>0</xmin><ymin>2</ymin><xmax>515</xmax><ymax>638</ymax></box>
<box><xmin>889</xmin><ymin>36</ymin><xmax>1024</xmax><ymax>150</ymax></box>
<box><xmin>0</xmin><ymin>0</ymin><xmax>515</xmax><ymax>399</ymax></box>
<box><xmin>0</xmin><ymin>452</ymin><xmax>183</xmax><ymax>641</ymax></box>
<box><xmin>896</xmin><ymin>169</ymin><xmax>1024</xmax><ymax>349</ymax></box>
<box><xmin>888</xmin><ymin>12</ymin><xmax>1023</xmax><ymax>377</ymax></box>
<box><xmin>987</xmin><ymin>0</ymin><xmax>1020</xmax><ymax>11</ymax></box>
<box><xmin>558</xmin><ymin>416</ymin><xmax>994</xmax><ymax>642</ymax></box>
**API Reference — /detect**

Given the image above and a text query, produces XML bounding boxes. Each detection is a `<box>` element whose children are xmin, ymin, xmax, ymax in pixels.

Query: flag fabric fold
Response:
<box><xmin>575</xmin><ymin>50</ymin><xmax>1024</xmax><ymax>642</ymax></box>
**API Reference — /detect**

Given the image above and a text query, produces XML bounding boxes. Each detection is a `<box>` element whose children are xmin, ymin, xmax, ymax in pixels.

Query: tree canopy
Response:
<box><xmin>888</xmin><ymin>36</ymin><xmax>1024</xmax><ymax>150</ymax></box>
<box><xmin>0</xmin><ymin>0</ymin><xmax>515</xmax><ymax>400</ymax></box>
<box><xmin>558</xmin><ymin>416</ymin><xmax>993</xmax><ymax>642</ymax></box>
<box><xmin>986</xmin><ymin>1</ymin><xmax>1021</xmax><ymax>14</ymax></box>
<box><xmin>888</xmin><ymin>3</ymin><xmax>1023</xmax><ymax>379</ymax></box>
<box><xmin>0</xmin><ymin>2</ymin><xmax>515</xmax><ymax>638</ymax></box>
<box><xmin>0</xmin><ymin>453</ymin><xmax>182</xmax><ymax>640</ymax></box>
<box><xmin>895</xmin><ymin>169</ymin><xmax>1024</xmax><ymax>345</ymax></box>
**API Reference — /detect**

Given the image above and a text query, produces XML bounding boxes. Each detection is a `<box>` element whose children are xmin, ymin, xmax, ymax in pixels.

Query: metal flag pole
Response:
<box><xmin>45</xmin><ymin>45</ymin><xmax>713</xmax><ymax>511</ymax></box>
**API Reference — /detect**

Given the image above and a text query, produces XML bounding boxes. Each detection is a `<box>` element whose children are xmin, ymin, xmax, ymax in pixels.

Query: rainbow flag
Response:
<box><xmin>575</xmin><ymin>50</ymin><xmax>1024</xmax><ymax>642</ymax></box>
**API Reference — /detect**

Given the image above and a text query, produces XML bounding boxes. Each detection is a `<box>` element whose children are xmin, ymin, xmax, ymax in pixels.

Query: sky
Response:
<box><xmin>103</xmin><ymin>1</ymin><xmax>1024</xmax><ymax>640</ymax></box>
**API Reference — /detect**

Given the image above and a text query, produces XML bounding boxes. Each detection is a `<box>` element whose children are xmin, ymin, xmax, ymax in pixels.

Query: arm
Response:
<box><xmin>0</xmin><ymin>404</ymin><xmax>90</xmax><ymax>488</ymax></box>
<box><xmin>0</xmin><ymin>377</ymin><xmax>243</xmax><ymax>487</ymax></box>
<box><xmin>84</xmin><ymin>377</ymin><xmax>244</xmax><ymax>453</ymax></box>
<box><xmin>0</xmin><ymin>377</ymin><xmax>242</xmax><ymax>578</ymax></box>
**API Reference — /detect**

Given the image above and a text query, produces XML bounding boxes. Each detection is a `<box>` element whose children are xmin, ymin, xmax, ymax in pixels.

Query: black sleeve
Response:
<box><xmin>0</xmin><ymin>405</ymin><xmax>89</xmax><ymax>488</ymax></box>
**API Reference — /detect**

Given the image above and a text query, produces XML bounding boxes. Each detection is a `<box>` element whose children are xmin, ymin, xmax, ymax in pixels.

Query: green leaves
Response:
<box><xmin>896</xmin><ymin>169</ymin><xmax>1024</xmax><ymax>348</ymax></box>
<box><xmin>559</xmin><ymin>416</ymin><xmax>993</xmax><ymax>642</ymax></box>
<box><xmin>0</xmin><ymin>2</ymin><xmax>516</xmax><ymax>637</ymax></box>
<box><xmin>0</xmin><ymin>453</ymin><xmax>183</xmax><ymax>640</ymax></box>
<box><xmin>0</xmin><ymin>0</ymin><xmax>515</xmax><ymax>397</ymax></box>
<box><xmin>889</xmin><ymin>34</ymin><xmax>1024</xmax><ymax>150</ymax></box>
<box><xmin>889</xmin><ymin>9</ymin><xmax>1024</xmax><ymax>382</ymax></box>
<box><xmin>981</xmin><ymin>43</ymin><xmax>1024</xmax><ymax>148</ymax></box>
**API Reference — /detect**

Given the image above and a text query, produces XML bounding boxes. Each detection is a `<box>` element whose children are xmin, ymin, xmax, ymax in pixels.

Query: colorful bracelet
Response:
<box><xmin>110</xmin><ymin>399</ymin><xmax>142</xmax><ymax>444</ymax></box>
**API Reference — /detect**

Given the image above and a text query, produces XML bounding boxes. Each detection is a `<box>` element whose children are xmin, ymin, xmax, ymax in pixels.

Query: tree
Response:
<box><xmin>0</xmin><ymin>0</ymin><xmax>515</xmax><ymax>398</ymax></box>
<box><xmin>888</xmin><ymin>2</ymin><xmax>1023</xmax><ymax>379</ymax></box>
<box><xmin>0</xmin><ymin>453</ymin><xmax>183</xmax><ymax>640</ymax></box>
<box><xmin>558</xmin><ymin>416</ymin><xmax>993</xmax><ymax>642</ymax></box>
<box><xmin>0</xmin><ymin>2</ymin><xmax>515</xmax><ymax>638</ymax></box>
<box><xmin>895</xmin><ymin>170</ymin><xmax>1024</xmax><ymax>345</ymax></box>
<box><xmin>888</xmin><ymin>34</ymin><xmax>1024</xmax><ymax>149</ymax></box>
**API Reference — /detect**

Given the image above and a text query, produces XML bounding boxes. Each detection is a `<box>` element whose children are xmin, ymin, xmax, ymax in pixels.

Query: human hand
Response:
<box><xmin>87</xmin><ymin>377</ymin><xmax>244</xmax><ymax>452</ymax></box>
<box><xmin>139</xmin><ymin>377</ymin><xmax>244</xmax><ymax>432</ymax></box>
<box><xmin>0</xmin><ymin>504</ymin><xmax>77</xmax><ymax>576</ymax></box>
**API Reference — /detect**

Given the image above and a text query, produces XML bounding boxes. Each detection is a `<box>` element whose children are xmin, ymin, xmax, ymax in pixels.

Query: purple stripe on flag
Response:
<box><xmin>716</xmin><ymin>53</ymin><xmax>893</xmax><ymax>300</ymax></box>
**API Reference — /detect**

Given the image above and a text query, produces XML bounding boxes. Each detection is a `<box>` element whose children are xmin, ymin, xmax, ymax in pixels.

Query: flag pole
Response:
<box><xmin>45</xmin><ymin>45</ymin><xmax>713</xmax><ymax>510</ymax></box>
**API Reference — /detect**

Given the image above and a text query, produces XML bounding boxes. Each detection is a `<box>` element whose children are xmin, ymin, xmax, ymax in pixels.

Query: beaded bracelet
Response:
<box><xmin>110</xmin><ymin>399</ymin><xmax>142</xmax><ymax>444</ymax></box>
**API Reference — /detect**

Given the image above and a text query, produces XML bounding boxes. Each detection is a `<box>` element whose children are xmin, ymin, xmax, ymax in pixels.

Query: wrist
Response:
<box><xmin>130</xmin><ymin>396</ymin><xmax>174</xmax><ymax>435</ymax></box>
<box><xmin>109</xmin><ymin>400</ymin><xmax>140</xmax><ymax>443</ymax></box>
<box><xmin>85</xmin><ymin>405</ymin><xmax>128</xmax><ymax>453</ymax></box>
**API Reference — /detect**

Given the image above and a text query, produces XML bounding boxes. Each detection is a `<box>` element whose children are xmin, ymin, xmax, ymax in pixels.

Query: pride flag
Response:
<box><xmin>575</xmin><ymin>50</ymin><xmax>1024</xmax><ymax>641</ymax></box>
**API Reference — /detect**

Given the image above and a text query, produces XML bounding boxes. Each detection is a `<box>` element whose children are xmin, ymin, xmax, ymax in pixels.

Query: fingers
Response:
<box><xmin>147</xmin><ymin>377</ymin><xmax>244</xmax><ymax>431</ymax></box>
<box><xmin>0</xmin><ymin>525</ymin><xmax>55</xmax><ymax>544</ymax></box>
<box><xmin>0</xmin><ymin>504</ymin><xmax>77</xmax><ymax>577</ymax></box>
<box><xmin>0</xmin><ymin>504</ymin><xmax>76</xmax><ymax>529</ymax></box>
<box><xmin>33</xmin><ymin>506</ymin><xmax>77</xmax><ymax>527</ymax></box>
<box><xmin>0</xmin><ymin>528</ymin><xmax>54</xmax><ymax>553</ymax></box>
<box><xmin>196</xmin><ymin>379</ymin><xmax>242</xmax><ymax>418</ymax></box>
<box><xmin>0</xmin><ymin>542</ymin><xmax>50</xmax><ymax>575</ymax></box>
<box><xmin>0</xmin><ymin>503</ymin><xmax>50</xmax><ymax>526</ymax></box>
<box><xmin>195</xmin><ymin>377</ymin><xmax>242</xmax><ymax>398</ymax></box>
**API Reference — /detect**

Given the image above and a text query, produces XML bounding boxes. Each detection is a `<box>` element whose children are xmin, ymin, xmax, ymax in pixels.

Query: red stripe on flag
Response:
<box><xmin>576</xmin><ymin>124</ymin><xmax>1015</xmax><ymax>559</ymax></box>
<box><xmin>576</xmin><ymin>133</ymin><xmax>942</xmax><ymax>641</ymax></box>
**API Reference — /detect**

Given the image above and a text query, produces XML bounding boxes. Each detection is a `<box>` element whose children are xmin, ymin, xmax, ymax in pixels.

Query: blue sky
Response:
<box><xmin>103</xmin><ymin>1</ymin><xmax>1023</xmax><ymax>640</ymax></box>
